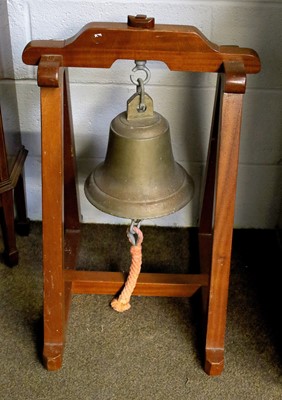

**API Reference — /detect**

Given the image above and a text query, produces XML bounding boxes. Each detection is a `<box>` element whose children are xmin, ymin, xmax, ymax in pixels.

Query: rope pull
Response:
<box><xmin>111</xmin><ymin>220</ymin><xmax>143</xmax><ymax>312</ymax></box>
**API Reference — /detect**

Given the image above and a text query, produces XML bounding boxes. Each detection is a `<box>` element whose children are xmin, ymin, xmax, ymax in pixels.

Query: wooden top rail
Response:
<box><xmin>22</xmin><ymin>17</ymin><xmax>260</xmax><ymax>74</ymax></box>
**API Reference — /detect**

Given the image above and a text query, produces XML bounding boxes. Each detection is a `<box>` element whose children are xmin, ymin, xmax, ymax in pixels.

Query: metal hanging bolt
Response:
<box><xmin>130</xmin><ymin>60</ymin><xmax>151</xmax><ymax>86</ymax></box>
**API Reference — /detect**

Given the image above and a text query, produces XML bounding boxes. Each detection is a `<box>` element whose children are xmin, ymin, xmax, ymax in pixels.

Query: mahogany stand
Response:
<box><xmin>22</xmin><ymin>15</ymin><xmax>260</xmax><ymax>375</ymax></box>
<box><xmin>0</xmin><ymin>105</ymin><xmax>30</xmax><ymax>266</ymax></box>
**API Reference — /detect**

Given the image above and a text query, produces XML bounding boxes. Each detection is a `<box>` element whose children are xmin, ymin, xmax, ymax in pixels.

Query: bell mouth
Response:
<box><xmin>84</xmin><ymin>163</ymin><xmax>194</xmax><ymax>220</ymax></box>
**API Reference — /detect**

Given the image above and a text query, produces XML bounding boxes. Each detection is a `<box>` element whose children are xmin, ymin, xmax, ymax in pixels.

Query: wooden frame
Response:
<box><xmin>0</xmin><ymin>105</ymin><xmax>30</xmax><ymax>266</ymax></box>
<box><xmin>22</xmin><ymin>15</ymin><xmax>260</xmax><ymax>375</ymax></box>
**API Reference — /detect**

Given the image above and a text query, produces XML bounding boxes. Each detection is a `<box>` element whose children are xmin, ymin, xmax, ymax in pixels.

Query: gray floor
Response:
<box><xmin>0</xmin><ymin>223</ymin><xmax>282</xmax><ymax>399</ymax></box>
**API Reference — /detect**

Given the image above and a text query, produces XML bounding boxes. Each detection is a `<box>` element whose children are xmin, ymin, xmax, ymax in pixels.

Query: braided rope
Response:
<box><xmin>111</xmin><ymin>226</ymin><xmax>143</xmax><ymax>312</ymax></box>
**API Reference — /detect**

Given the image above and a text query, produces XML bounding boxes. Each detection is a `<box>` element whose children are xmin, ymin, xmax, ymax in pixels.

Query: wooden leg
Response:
<box><xmin>0</xmin><ymin>190</ymin><xmax>18</xmax><ymax>266</ymax></box>
<box><xmin>63</xmin><ymin>69</ymin><xmax>81</xmax><ymax>328</ymax></box>
<box><xmin>14</xmin><ymin>173</ymin><xmax>30</xmax><ymax>236</ymax></box>
<box><xmin>198</xmin><ymin>76</ymin><xmax>221</xmax><ymax>317</ymax></box>
<box><xmin>0</xmin><ymin>106</ymin><xmax>18</xmax><ymax>266</ymax></box>
<box><xmin>204</xmin><ymin>90</ymin><xmax>244</xmax><ymax>375</ymax></box>
<box><xmin>63</xmin><ymin>70</ymin><xmax>80</xmax><ymax>232</ymax></box>
<box><xmin>40</xmin><ymin>64</ymin><xmax>65</xmax><ymax>370</ymax></box>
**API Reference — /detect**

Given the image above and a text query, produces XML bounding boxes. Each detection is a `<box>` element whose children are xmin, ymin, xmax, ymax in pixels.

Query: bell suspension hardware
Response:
<box><xmin>130</xmin><ymin>60</ymin><xmax>151</xmax><ymax>86</ymax></box>
<box><xmin>130</xmin><ymin>61</ymin><xmax>151</xmax><ymax>112</ymax></box>
<box><xmin>127</xmin><ymin>219</ymin><xmax>142</xmax><ymax>246</ymax></box>
<box><xmin>136</xmin><ymin>78</ymin><xmax>146</xmax><ymax>112</ymax></box>
<box><xmin>126</xmin><ymin>79</ymin><xmax>154</xmax><ymax>120</ymax></box>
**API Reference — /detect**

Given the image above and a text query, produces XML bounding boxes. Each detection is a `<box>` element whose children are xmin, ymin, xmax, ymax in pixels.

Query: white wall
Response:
<box><xmin>0</xmin><ymin>0</ymin><xmax>281</xmax><ymax>228</ymax></box>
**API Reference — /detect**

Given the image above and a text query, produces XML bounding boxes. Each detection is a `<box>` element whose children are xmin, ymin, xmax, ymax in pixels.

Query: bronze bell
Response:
<box><xmin>85</xmin><ymin>82</ymin><xmax>194</xmax><ymax>220</ymax></box>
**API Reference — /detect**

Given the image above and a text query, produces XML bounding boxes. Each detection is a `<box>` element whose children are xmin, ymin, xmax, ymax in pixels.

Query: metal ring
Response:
<box><xmin>127</xmin><ymin>219</ymin><xmax>142</xmax><ymax>245</ymax></box>
<box><xmin>130</xmin><ymin>61</ymin><xmax>151</xmax><ymax>86</ymax></box>
<box><xmin>137</xmin><ymin>78</ymin><xmax>146</xmax><ymax>112</ymax></box>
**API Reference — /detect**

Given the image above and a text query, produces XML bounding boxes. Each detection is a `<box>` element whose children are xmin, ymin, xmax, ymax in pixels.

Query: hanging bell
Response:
<box><xmin>85</xmin><ymin>80</ymin><xmax>194</xmax><ymax>220</ymax></box>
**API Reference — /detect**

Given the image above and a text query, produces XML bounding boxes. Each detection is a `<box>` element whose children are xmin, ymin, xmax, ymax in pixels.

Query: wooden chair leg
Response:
<box><xmin>204</xmin><ymin>68</ymin><xmax>245</xmax><ymax>375</ymax></box>
<box><xmin>0</xmin><ymin>190</ymin><xmax>19</xmax><ymax>267</ymax></box>
<box><xmin>0</xmin><ymin>106</ymin><xmax>18</xmax><ymax>266</ymax></box>
<box><xmin>14</xmin><ymin>173</ymin><xmax>30</xmax><ymax>236</ymax></box>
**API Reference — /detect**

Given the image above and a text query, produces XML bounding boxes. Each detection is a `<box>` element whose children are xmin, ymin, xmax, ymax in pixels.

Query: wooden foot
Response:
<box><xmin>3</xmin><ymin>248</ymin><xmax>19</xmax><ymax>267</ymax></box>
<box><xmin>205</xmin><ymin>349</ymin><xmax>224</xmax><ymax>376</ymax></box>
<box><xmin>15</xmin><ymin>218</ymin><xmax>30</xmax><ymax>236</ymax></box>
<box><xmin>43</xmin><ymin>344</ymin><xmax>64</xmax><ymax>371</ymax></box>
